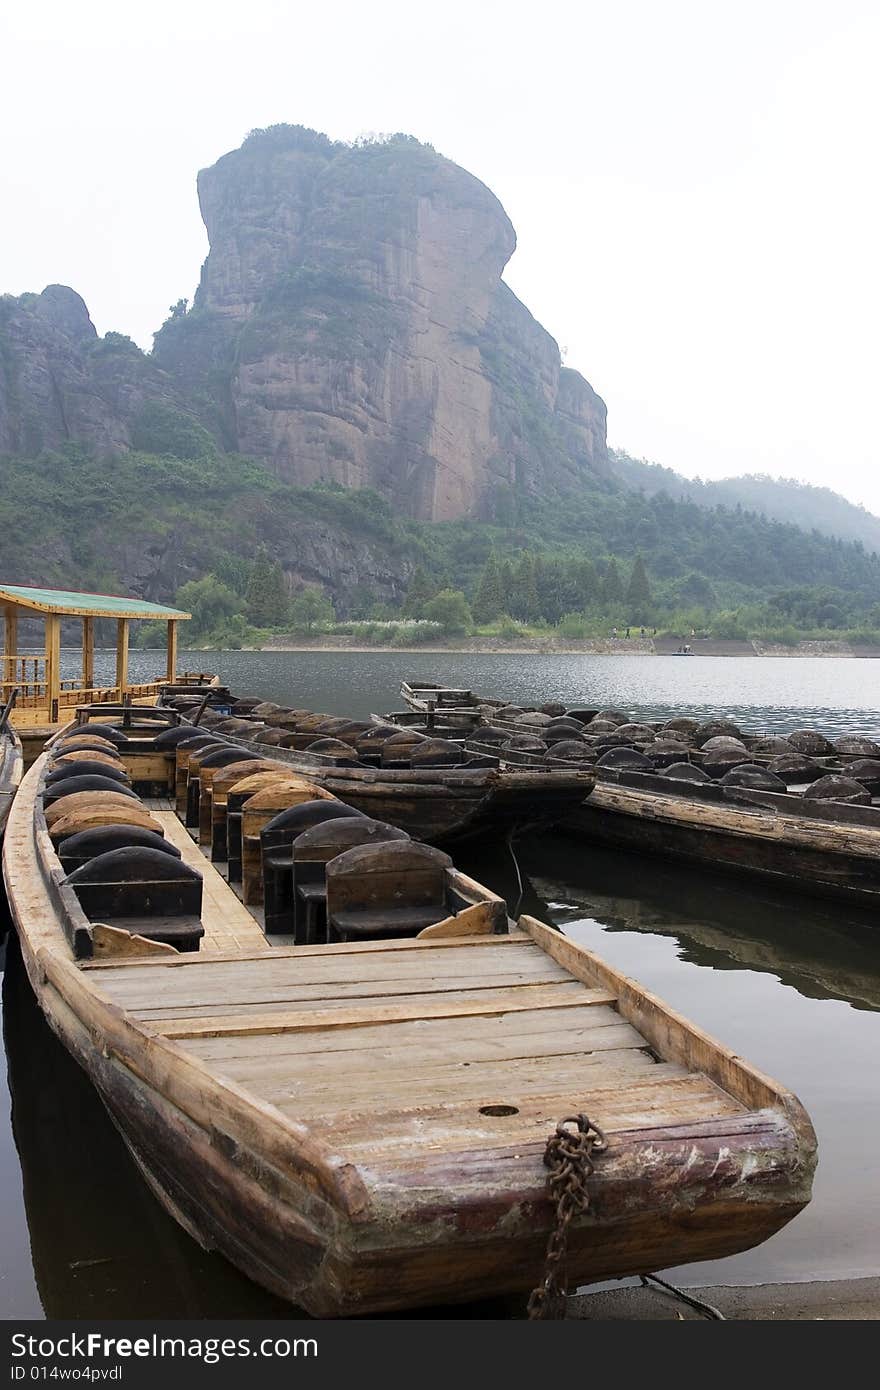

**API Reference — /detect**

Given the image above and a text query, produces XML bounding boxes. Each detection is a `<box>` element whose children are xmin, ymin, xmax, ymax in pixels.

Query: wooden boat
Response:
<box><xmin>2</xmin><ymin>707</ymin><xmax>816</xmax><ymax>1316</ymax></box>
<box><xmin>391</xmin><ymin>684</ymin><xmax>880</xmax><ymax>908</ymax></box>
<box><xmin>0</xmin><ymin>698</ymin><xmax>23</xmax><ymax>845</ymax></box>
<box><xmin>162</xmin><ymin>697</ymin><xmax>596</xmax><ymax>846</ymax></box>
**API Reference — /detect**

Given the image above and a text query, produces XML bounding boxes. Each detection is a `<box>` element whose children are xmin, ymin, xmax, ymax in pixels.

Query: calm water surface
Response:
<box><xmin>2</xmin><ymin>651</ymin><xmax>879</xmax><ymax>1315</ymax></box>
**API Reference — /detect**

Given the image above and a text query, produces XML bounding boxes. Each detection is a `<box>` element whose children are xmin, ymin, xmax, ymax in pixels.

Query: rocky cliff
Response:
<box><xmin>153</xmin><ymin>126</ymin><xmax>608</xmax><ymax>520</ymax></box>
<box><xmin>0</xmin><ymin>286</ymin><xmax>180</xmax><ymax>458</ymax></box>
<box><xmin>1</xmin><ymin>126</ymin><xmax>608</xmax><ymax>523</ymax></box>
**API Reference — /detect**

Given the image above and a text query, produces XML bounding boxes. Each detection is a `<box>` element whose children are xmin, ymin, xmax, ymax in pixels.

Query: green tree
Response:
<box><xmin>175</xmin><ymin>574</ymin><xmax>239</xmax><ymax>637</ymax></box>
<box><xmin>473</xmin><ymin>551</ymin><xmax>504</xmax><ymax>623</ymax></box>
<box><xmin>626</xmin><ymin>553</ymin><xmax>652</xmax><ymax>621</ymax></box>
<box><xmin>601</xmin><ymin>558</ymin><xmax>624</xmax><ymax>608</ymax></box>
<box><xmin>402</xmin><ymin>566</ymin><xmax>435</xmax><ymax>618</ymax></box>
<box><xmin>246</xmin><ymin>549</ymin><xmax>289</xmax><ymax>626</ymax></box>
<box><xmin>574</xmin><ymin>558</ymin><xmax>598</xmax><ymax>609</ymax></box>
<box><xmin>513</xmin><ymin>553</ymin><xmax>540</xmax><ymax>622</ymax></box>
<box><xmin>289</xmin><ymin>586</ymin><xmax>335</xmax><ymax>631</ymax></box>
<box><xmin>422</xmin><ymin>588</ymin><xmax>473</xmax><ymax>634</ymax></box>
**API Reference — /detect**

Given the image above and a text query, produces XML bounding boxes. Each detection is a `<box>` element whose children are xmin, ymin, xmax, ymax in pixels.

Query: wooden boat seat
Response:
<box><xmin>54</xmin><ymin>749</ymin><xmax>126</xmax><ymax>771</ymax></box>
<box><xmin>208</xmin><ymin>760</ymin><xmax>288</xmax><ymax>860</ymax></box>
<box><xmin>47</xmin><ymin>759</ymin><xmax>130</xmax><ymax>785</ymax></box>
<box><xmin>223</xmin><ymin>773</ymin><xmax>315</xmax><ymax>881</ymax></box>
<box><xmin>50</xmin><ymin>805</ymin><xmax>165</xmax><ymax>845</ymax></box>
<box><xmin>326</xmin><ymin>841</ymin><xmax>454</xmax><ymax>943</ymax></box>
<box><xmin>174</xmin><ymin>740</ymin><xmax>229</xmax><ymax>816</ymax></box>
<box><xmin>289</xmin><ymin>818</ymin><xmax>411</xmax><ymax>943</ymax></box>
<box><xmin>196</xmin><ymin>751</ymin><xmax>265</xmax><ymax>845</ymax></box>
<box><xmin>65</xmin><ymin>847</ymin><xmax>204</xmax><ymax>952</ymax></box>
<box><xmin>241</xmin><ymin>785</ymin><xmax>340</xmax><ymax>905</ymax></box>
<box><xmin>44</xmin><ymin>776</ymin><xmax>138</xmax><ymax>808</ymax></box>
<box><xmin>44</xmin><ymin>788</ymin><xmax>142</xmax><ymax>829</ymax></box>
<box><xmin>329</xmin><ymin>905</ymin><xmax>446</xmax><ymax>939</ymax></box>
<box><xmin>58</xmin><ymin>824</ymin><xmax>180</xmax><ymax>875</ymax></box>
<box><xmin>260</xmin><ymin>801</ymin><xmax>366</xmax><ymax>937</ymax></box>
<box><xmin>186</xmin><ymin>746</ymin><xmax>256</xmax><ymax>827</ymax></box>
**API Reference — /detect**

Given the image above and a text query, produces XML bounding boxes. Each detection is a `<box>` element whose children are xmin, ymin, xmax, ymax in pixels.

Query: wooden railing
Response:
<box><xmin>10</xmin><ymin>680</ymin><xmax>166</xmax><ymax>728</ymax></box>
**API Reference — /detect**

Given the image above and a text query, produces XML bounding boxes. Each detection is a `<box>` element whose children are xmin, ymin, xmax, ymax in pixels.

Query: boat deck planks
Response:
<box><xmin>154</xmin><ymin>810</ymin><xmax>270</xmax><ymax>957</ymax></box>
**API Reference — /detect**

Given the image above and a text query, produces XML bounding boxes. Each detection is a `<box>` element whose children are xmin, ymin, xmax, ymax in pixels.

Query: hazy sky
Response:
<box><xmin>2</xmin><ymin>1</ymin><xmax>878</xmax><ymax>510</ymax></box>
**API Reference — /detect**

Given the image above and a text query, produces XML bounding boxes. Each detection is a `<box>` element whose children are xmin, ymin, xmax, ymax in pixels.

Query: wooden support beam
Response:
<box><xmin>166</xmin><ymin>619</ymin><xmax>178</xmax><ymax>683</ymax></box>
<box><xmin>3</xmin><ymin>606</ymin><xmax>17</xmax><ymax>691</ymax></box>
<box><xmin>82</xmin><ymin>617</ymin><xmax>94</xmax><ymax>691</ymax></box>
<box><xmin>116</xmin><ymin>618</ymin><xmax>130</xmax><ymax>696</ymax></box>
<box><xmin>44</xmin><ymin>614</ymin><xmax>61</xmax><ymax>723</ymax></box>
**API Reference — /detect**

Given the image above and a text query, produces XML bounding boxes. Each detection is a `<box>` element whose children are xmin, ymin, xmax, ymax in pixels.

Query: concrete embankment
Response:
<box><xmin>567</xmin><ymin>1276</ymin><xmax>880</xmax><ymax>1320</ymax></box>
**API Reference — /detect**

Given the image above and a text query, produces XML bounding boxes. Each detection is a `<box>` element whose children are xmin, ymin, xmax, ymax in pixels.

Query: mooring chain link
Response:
<box><xmin>527</xmin><ymin>1113</ymin><xmax>607</xmax><ymax>1320</ymax></box>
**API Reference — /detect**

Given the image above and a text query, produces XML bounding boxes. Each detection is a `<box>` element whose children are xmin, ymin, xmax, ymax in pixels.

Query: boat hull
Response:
<box><xmin>567</xmin><ymin>782</ymin><xmax>880</xmax><ymax>907</ymax></box>
<box><xmin>20</xmin><ymin>953</ymin><xmax>813</xmax><ymax>1315</ymax></box>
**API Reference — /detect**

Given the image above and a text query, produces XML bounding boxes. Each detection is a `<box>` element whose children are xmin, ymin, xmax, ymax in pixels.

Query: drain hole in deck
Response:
<box><xmin>479</xmin><ymin>1104</ymin><xmax>519</xmax><ymax>1117</ymax></box>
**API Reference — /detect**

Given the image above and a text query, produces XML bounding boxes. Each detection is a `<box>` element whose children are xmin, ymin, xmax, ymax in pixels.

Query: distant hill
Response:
<box><xmin>609</xmin><ymin>451</ymin><xmax>880</xmax><ymax>555</ymax></box>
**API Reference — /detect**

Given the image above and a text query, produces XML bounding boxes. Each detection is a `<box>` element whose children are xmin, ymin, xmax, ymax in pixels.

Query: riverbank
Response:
<box><xmin>255</xmin><ymin>634</ymin><xmax>880</xmax><ymax>657</ymax></box>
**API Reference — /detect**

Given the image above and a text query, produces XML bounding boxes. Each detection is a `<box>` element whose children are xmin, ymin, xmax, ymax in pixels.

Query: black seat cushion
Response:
<box><xmin>47</xmin><ymin>760</ymin><xmax>129</xmax><ymax>785</ymax></box>
<box><xmin>44</xmin><ymin>776</ymin><xmax>139</xmax><ymax>804</ymax></box>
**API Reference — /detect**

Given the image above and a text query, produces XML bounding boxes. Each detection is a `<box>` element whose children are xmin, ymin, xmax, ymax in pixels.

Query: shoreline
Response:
<box><xmin>245</xmin><ymin>636</ymin><xmax>880</xmax><ymax>657</ymax></box>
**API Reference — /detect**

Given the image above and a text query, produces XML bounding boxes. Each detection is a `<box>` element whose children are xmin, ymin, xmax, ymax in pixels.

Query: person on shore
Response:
<box><xmin>612</xmin><ymin>626</ymin><xmax>618</xmax><ymax>639</ymax></box>
<box><xmin>625</xmin><ymin>627</ymin><xmax>630</xmax><ymax>639</ymax></box>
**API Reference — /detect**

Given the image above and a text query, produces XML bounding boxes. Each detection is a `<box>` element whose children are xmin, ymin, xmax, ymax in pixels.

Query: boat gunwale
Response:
<box><xmin>2</xmin><ymin>753</ymin><xmax>374</xmax><ymax>1225</ymax></box>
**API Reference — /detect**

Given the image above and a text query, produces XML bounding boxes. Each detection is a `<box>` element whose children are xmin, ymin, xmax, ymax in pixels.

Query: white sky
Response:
<box><xmin>2</xmin><ymin>1</ymin><xmax>878</xmax><ymax>510</ymax></box>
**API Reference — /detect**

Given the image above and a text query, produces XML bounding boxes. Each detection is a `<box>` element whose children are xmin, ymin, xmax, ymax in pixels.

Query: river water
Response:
<box><xmin>2</xmin><ymin>650</ymin><xmax>879</xmax><ymax>1316</ymax></box>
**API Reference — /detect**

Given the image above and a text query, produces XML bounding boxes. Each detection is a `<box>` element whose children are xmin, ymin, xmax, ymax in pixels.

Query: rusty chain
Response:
<box><xmin>527</xmin><ymin>1113</ymin><xmax>607</xmax><ymax>1320</ymax></box>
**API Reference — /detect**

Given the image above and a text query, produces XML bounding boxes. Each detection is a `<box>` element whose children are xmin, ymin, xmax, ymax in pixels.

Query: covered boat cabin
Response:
<box><xmin>1</xmin><ymin>584</ymin><xmax>190</xmax><ymax>757</ymax></box>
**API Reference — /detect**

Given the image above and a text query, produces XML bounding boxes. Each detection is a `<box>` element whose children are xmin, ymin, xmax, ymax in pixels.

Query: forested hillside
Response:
<box><xmin>2</xmin><ymin>440</ymin><xmax>879</xmax><ymax>646</ymax></box>
<box><xmin>610</xmin><ymin>451</ymin><xmax>880</xmax><ymax>555</ymax></box>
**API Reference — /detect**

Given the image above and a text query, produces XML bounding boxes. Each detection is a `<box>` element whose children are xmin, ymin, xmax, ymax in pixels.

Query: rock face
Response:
<box><xmin>0</xmin><ymin>286</ymin><xmax>178</xmax><ymax>457</ymax></box>
<box><xmin>1</xmin><ymin>126</ymin><xmax>608</xmax><ymax>524</ymax></box>
<box><xmin>153</xmin><ymin>127</ymin><xmax>608</xmax><ymax>520</ymax></box>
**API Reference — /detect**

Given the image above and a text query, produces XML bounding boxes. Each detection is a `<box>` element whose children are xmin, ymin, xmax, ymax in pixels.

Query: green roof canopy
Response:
<box><xmin>0</xmin><ymin>584</ymin><xmax>190</xmax><ymax>621</ymax></box>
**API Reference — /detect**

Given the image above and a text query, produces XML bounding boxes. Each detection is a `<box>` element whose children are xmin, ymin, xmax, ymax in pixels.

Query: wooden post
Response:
<box><xmin>166</xmin><ymin>619</ymin><xmax>178</xmax><ymax>683</ymax></box>
<box><xmin>45</xmin><ymin>614</ymin><xmax>61</xmax><ymax>723</ymax></box>
<box><xmin>82</xmin><ymin>617</ymin><xmax>94</xmax><ymax>693</ymax></box>
<box><xmin>3</xmin><ymin>606</ymin><xmax>17</xmax><ymax>698</ymax></box>
<box><xmin>116</xmin><ymin>618</ymin><xmax>129</xmax><ymax>697</ymax></box>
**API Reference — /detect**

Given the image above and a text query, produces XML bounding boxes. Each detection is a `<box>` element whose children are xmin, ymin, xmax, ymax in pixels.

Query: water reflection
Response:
<box><xmin>520</xmin><ymin>836</ymin><xmax>880</xmax><ymax>1014</ymax></box>
<box><xmin>516</xmin><ymin>836</ymin><xmax>880</xmax><ymax>1286</ymax></box>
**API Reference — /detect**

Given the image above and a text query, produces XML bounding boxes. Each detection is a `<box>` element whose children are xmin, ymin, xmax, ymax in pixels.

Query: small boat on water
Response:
<box><xmin>163</xmin><ymin>692</ymin><xmax>597</xmax><ymax>846</ymax></box>
<box><xmin>2</xmin><ymin>693</ymin><xmax>816</xmax><ymax>1315</ymax></box>
<box><xmin>393</xmin><ymin>680</ymin><xmax>880</xmax><ymax>908</ymax></box>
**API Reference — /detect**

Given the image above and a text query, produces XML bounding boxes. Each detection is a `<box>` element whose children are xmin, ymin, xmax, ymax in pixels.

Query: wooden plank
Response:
<box><xmin>91</xmin><ymin>924</ymin><xmax>177</xmax><ymax>959</ymax></box>
<box><xmin>153</xmin><ymin>984</ymin><xmax>616</xmax><ymax>1039</ymax></box>
<box><xmin>226</xmin><ymin>1048</ymin><xmax>667</xmax><ymax>1114</ymax></box>
<box><xmin>98</xmin><ymin>956</ymin><xmax>569</xmax><ymax>1012</ymax></box>
<box><xmin>417</xmin><ymin>902</ymin><xmax>501</xmax><ymax>938</ymax></box>
<box><xmin>97</xmin><ymin>938</ymin><xmax>558</xmax><ymax>994</ymax></box>
<box><xmin>308</xmin><ymin>1067</ymin><xmax>739</xmax><ymax>1145</ymax></box>
<box><xmin>131</xmin><ymin>979</ymin><xmax>589</xmax><ymax>1021</ymax></box>
<box><xmin>307</xmin><ymin>1074</ymin><xmax>745</xmax><ymax>1155</ymax></box>
<box><xmin>153</xmin><ymin>811</ymin><xmax>269</xmax><ymax>956</ymax></box>
<box><xmin>183</xmin><ymin>1012</ymin><xmax>643</xmax><ymax>1072</ymax></box>
<box><xmin>517</xmin><ymin>914</ymin><xmax>814</xmax><ymax>1134</ymax></box>
<box><xmin>101</xmin><ymin>969</ymin><xmax>579</xmax><ymax>1014</ymax></box>
<box><xmin>81</xmin><ymin>931</ymin><xmax>531</xmax><ymax>972</ymax></box>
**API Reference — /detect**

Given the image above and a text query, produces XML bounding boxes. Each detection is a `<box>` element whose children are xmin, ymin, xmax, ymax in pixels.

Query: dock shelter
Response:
<box><xmin>0</xmin><ymin>584</ymin><xmax>191</xmax><ymax>730</ymax></box>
